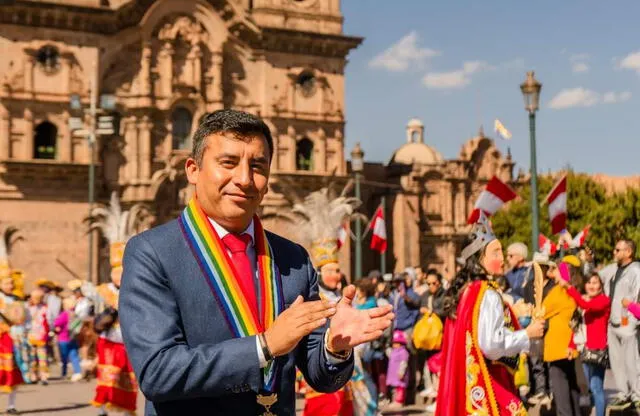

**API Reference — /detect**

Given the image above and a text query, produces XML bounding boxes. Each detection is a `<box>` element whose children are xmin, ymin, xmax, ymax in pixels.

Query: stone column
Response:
<box><xmin>23</xmin><ymin>109</ymin><xmax>33</xmax><ymax>160</ymax></box>
<box><xmin>287</xmin><ymin>126</ymin><xmax>297</xmax><ymax>171</ymax></box>
<box><xmin>315</xmin><ymin>128</ymin><xmax>327</xmax><ymax>173</ymax></box>
<box><xmin>139</xmin><ymin>42</ymin><xmax>152</xmax><ymax>97</ymax></box>
<box><xmin>137</xmin><ymin>115</ymin><xmax>152</xmax><ymax>180</ymax></box>
<box><xmin>158</xmin><ymin>42</ymin><xmax>173</xmax><ymax>98</ymax></box>
<box><xmin>206</xmin><ymin>51</ymin><xmax>223</xmax><ymax>105</ymax></box>
<box><xmin>455</xmin><ymin>182</ymin><xmax>466</xmax><ymax>228</ymax></box>
<box><xmin>24</xmin><ymin>57</ymin><xmax>34</xmax><ymax>94</ymax></box>
<box><xmin>58</xmin><ymin>110</ymin><xmax>71</xmax><ymax>161</ymax></box>
<box><xmin>123</xmin><ymin>116</ymin><xmax>138</xmax><ymax>180</ymax></box>
<box><xmin>0</xmin><ymin>104</ymin><xmax>9</xmax><ymax>160</ymax></box>
<box><xmin>334</xmin><ymin>129</ymin><xmax>345</xmax><ymax>175</ymax></box>
<box><xmin>191</xmin><ymin>44</ymin><xmax>202</xmax><ymax>92</ymax></box>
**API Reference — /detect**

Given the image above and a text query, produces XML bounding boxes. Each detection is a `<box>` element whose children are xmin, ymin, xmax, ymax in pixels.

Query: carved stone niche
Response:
<box><xmin>156</xmin><ymin>15</ymin><xmax>210</xmax><ymax>94</ymax></box>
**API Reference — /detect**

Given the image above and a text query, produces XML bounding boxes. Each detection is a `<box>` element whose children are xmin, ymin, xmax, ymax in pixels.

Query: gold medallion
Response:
<box><xmin>257</xmin><ymin>393</ymin><xmax>277</xmax><ymax>416</ymax></box>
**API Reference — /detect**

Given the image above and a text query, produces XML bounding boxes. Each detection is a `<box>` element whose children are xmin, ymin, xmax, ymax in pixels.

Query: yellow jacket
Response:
<box><xmin>543</xmin><ymin>285</ymin><xmax>576</xmax><ymax>362</ymax></box>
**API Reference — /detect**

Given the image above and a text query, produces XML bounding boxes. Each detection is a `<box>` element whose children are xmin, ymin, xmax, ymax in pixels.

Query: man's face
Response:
<box><xmin>426</xmin><ymin>274</ymin><xmax>441</xmax><ymax>295</ymax></box>
<box><xmin>506</xmin><ymin>251</ymin><xmax>524</xmax><ymax>269</ymax></box>
<box><xmin>320</xmin><ymin>263</ymin><xmax>341</xmax><ymax>290</ymax></box>
<box><xmin>185</xmin><ymin>133</ymin><xmax>270</xmax><ymax>232</ymax></box>
<box><xmin>614</xmin><ymin>241</ymin><xmax>632</xmax><ymax>264</ymax></box>
<box><xmin>415</xmin><ymin>267</ymin><xmax>425</xmax><ymax>283</ymax></box>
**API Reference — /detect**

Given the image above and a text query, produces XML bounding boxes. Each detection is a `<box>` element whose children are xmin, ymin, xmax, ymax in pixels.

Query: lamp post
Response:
<box><xmin>350</xmin><ymin>142</ymin><xmax>364</xmax><ymax>280</ymax></box>
<box><xmin>520</xmin><ymin>71</ymin><xmax>542</xmax><ymax>253</ymax></box>
<box><xmin>69</xmin><ymin>61</ymin><xmax>116</xmax><ymax>282</ymax></box>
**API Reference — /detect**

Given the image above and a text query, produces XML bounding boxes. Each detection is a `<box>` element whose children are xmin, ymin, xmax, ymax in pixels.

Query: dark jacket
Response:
<box><xmin>120</xmin><ymin>220</ymin><xmax>353</xmax><ymax>416</ymax></box>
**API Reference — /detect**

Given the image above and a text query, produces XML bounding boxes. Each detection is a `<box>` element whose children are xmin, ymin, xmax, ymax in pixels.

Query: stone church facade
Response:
<box><xmin>358</xmin><ymin>120</ymin><xmax>516</xmax><ymax>279</ymax></box>
<box><xmin>0</xmin><ymin>0</ymin><xmax>593</xmax><ymax>287</ymax></box>
<box><xmin>0</xmin><ymin>0</ymin><xmax>361</xmax><ymax>285</ymax></box>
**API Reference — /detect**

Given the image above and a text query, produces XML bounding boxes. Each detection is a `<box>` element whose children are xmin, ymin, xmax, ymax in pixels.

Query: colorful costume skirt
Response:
<box><xmin>91</xmin><ymin>338</ymin><xmax>137</xmax><ymax>414</ymax></box>
<box><xmin>0</xmin><ymin>333</ymin><xmax>23</xmax><ymax>392</ymax></box>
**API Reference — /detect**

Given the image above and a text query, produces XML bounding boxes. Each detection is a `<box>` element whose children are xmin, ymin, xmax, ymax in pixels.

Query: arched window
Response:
<box><xmin>171</xmin><ymin>107</ymin><xmax>192</xmax><ymax>150</ymax></box>
<box><xmin>33</xmin><ymin>121</ymin><xmax>57</xmax><ymax>159</ymax></box>
<box><xmin>296</xmin><ymin>138</ymin><xmax>313</xmax><ymax>171</ymax></box>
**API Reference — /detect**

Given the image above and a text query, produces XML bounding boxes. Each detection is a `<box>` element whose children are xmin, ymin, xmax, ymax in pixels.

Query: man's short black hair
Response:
<box><xmin>426</xmin><ymin>268</ymin><xmax>442</xmax><ymax>282</ymax></box>
<box><xmin>191</xmin><ymin>109</ymin><xmax>274</xmax><ymax>165</ymax></box>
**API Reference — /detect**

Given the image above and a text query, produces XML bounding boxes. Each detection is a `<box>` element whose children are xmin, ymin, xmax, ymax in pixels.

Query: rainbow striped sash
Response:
<box><xmin>179</xmin><ymin>197</ymin><xmax>284</xmax><ymax>391</ymax></box>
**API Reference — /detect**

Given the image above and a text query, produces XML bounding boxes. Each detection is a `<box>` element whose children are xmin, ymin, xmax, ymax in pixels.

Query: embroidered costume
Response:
<box><xmin>437</xmin><ymin>215</ymin><xmax>530</xmax><ymax>416</ymax></box>
<box><xmin>272</xmin><ymin>185</ymin><xmax>376</xmax><ymax>416</ymax></box>
<box><xmin>87</xmin><ymin>192</ymin><xmax>141</xmax><ymax>415</ymax></box>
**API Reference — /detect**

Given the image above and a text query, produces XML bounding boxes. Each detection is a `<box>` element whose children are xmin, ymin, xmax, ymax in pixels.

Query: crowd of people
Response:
<box><xmin>314</xmin><ymin>229</ymin><xmax>638</xmax><ymax>416</ymax></box>
<box><xmin>0</xmin><ymin>240</ymin><xmax>135</xmax><ymax>415</ymax></box>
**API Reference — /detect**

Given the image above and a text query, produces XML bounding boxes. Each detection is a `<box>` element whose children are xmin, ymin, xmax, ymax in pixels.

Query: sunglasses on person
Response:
<box><xmin>427</xmin><ymin>281</ymin><xmax>439</xmax><ymax>286</ymax></box>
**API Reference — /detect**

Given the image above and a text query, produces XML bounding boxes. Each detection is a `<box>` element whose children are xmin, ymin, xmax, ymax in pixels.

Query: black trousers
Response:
<box><xmin>549</xmin><ymin>359</ymin><xmax>581</xmax><ymax>416</ymax></box>
<box><xmin>529</xmin><ymin>353</ymin><xmax>550</xmax><ymax>395</ymax></box>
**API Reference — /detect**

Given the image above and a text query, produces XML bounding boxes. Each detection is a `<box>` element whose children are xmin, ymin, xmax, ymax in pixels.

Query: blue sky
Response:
<box><xmin>341</xmin><ymin>1</ymin><xmax>640</xmax><ymax>176</ymax></box>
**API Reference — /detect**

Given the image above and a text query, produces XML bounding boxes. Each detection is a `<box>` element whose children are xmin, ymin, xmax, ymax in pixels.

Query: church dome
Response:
<box><xmin>389</xmin><ymin>118</ymin><xmax>443</xmax><ymax>165</ymax></box>
<box><xmin>390</xmin><ymin>142</ymin><xmax>443</xmax><ymax>165</ymax></box>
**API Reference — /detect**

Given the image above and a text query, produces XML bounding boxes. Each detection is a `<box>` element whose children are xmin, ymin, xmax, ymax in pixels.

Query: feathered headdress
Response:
<box><xmin>266</xmin><ymin>178</ymin><xmax>363</xmax><ymax>268</ymax></box>
<box><xmin>0</xmin><ymin>225</ymin><xmax>23</xmax><ymax>279</ymax></box>
<box><xmin>86</xmin><ymin>192</ymin><xmax>150</xmax><ymax>268</ymax></box>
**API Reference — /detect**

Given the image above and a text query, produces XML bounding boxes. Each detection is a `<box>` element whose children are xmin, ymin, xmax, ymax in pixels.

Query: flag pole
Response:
<box><xmin>380</xmin><ymin>195</ymin><xmax>386</xmax><ymax>275</ymax></box>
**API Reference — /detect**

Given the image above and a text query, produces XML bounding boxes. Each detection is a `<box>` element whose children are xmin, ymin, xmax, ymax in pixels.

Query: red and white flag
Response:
<box><xmin>539</xmin><ymin>233</ymin><xmax>558</xmax><ymax>255</ymax></box>
<box><xmin>571</xmin><ymin>225</ymin><xmax>591</xmax><ymax>248</ymax></box>
<box><xmin>336</xmin><ymin>223</ymin><xmax>348</xmax><ymax>249</ymax></box>
<box><xmin>370</xmin><ymin>206</ymin><xmax>387</xmax><ymax>254</ymax></box>
<box><xmin>545</xmin><ymin>175</ymin><xmax>567</xmax><ymax>235</ymax></box>
<box><xmin>467</xmin><ymin>176</ymin><xmax>517</xmax><ymax>224</ymax></box>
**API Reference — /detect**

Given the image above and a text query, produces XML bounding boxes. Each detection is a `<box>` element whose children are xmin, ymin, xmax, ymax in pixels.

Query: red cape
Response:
<box><xmin>436</xmin><ymin>280</ymin><xmax>526</xmax><ymax>416</ymax></box>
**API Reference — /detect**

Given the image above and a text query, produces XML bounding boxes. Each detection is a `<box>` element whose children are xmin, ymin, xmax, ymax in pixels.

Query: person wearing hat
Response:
<box><xmin>89</xmin><ymin>199</ymin><xmax>140</xmax><ymax>416</ymax></box>
<box><xmin>436</xmin><ymin>214</ymin><xmax>545</xmax><ymax>416</ymax></box>
<box><xmin>0</xmin><ymin>229</ymin><xmax>24</xmax><ymax>414</ymax></box>
<box><xmin>27</xmin><ymin>288</ymin><xmax>49</xmax><ymax>385</ymax></box>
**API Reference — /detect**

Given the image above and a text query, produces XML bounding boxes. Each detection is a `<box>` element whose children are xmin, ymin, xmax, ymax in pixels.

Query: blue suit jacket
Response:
<box><xmin>119</xmin><ymin>220</ymin><xmax>354</xmax><ymax>415</ymax></box>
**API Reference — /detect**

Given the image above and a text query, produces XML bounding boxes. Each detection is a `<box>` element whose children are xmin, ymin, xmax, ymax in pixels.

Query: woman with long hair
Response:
<box><xmin>561</xmin><ymin>272</ymin><xmax>610</xmax><ymax>416</ymax></box>
<box><xmin>436</xmin><ymin>215</ymin><xmax>544</xmax><ymax>416</ymax></box>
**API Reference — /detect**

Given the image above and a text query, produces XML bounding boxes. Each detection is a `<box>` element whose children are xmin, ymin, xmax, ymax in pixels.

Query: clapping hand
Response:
<box><xmin>264</xmin><ymin>296</ymin><xmax>337</xmax><ymax>357</ymax></box>
<box><xmin>327</xmin><ymin>285</ymin><xmax>394</xmax><ymax>353</ymax></box>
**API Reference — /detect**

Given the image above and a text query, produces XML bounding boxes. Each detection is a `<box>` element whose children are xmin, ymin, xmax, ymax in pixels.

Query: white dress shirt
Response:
<box><xmin>477</xmin><ymin>288</ymin><xmax>530</xmax><ymax>360</ymax></box>
<box><xmin>207</xmin><ymin>217</ymin><xmax>349</xmax><ymax>368</ymax></box>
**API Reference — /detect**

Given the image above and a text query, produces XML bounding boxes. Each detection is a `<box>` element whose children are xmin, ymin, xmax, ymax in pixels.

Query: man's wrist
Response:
<box><xmin>258</xmin><ymin>332</ymin><xmax>274</xmax><ymax>362</ymax></box>
<box><xmin>324</xmin><ymin>328</ymin><xmax>351</xmax><ymax>360</ymax></box>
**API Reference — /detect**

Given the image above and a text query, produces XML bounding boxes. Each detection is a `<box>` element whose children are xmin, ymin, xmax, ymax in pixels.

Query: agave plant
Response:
<box><xmin>0</xmin><ymin>225</ymin><xmax>24</xmax><ymax>264</ymax></box>
<box><xmin>264</xmin><ymin>176</ymin><xmax>365</xmax><ymax>247</ymax></box>
<box><xmin>86</xmin><ymin>192</ymin><xmax>151</xmax><ymax>244</ymax></box>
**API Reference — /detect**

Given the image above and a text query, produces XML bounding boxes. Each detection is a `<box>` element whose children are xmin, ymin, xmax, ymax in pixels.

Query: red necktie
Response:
<box><xmin>222</xmin><ymin>234</ymin><xmax>259</xmax><ymax>324</ymax></box>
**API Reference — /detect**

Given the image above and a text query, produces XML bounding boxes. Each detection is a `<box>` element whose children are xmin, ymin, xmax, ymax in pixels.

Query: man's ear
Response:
<box><xmin>185</xmin><ymin>158</ymin><xmax>199</xmax><ymax>185</ymax></box>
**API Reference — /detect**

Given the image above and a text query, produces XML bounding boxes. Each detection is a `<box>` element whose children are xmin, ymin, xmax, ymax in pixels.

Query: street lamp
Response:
<box><xmin>350</xmin><ymin>142</ymin><xmax>364</xmax><ymax>280</ymax></box>
<box><xmin>520</xmin><ymin>71</ymin><xmax>542</xmax><ymax>253</ymax></box>
<box><xmin>69</xmin><ymin>63</ymin><xmax>117</xmax><ymax>282</ymax></box>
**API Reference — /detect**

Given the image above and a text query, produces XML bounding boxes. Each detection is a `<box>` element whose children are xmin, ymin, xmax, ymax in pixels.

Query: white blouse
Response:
<box><xmin>477</xmin><ymin>288</ymin><xmax>530</xmax><ymax>361</ymax></box>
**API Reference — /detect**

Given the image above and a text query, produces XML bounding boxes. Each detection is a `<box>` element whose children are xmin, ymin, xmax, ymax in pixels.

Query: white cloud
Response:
<box><xmin>549</xmin><ymin>88</ymin><xmax>632</xmax><ymax>109</ymax></box>
<box><xmin>618</xmin><ymin>51</ymin><xmax>640</xmax><ymax>73</ymax></box>
<box><xmin>369</xmin><ymin>31</ymin><xmax>440</xmax><ymax>72</ymax></box>
<box><xmin>548</xmin><ymin>88</ymin><xmax>600</xmax><ymax>109</ymax></box>
<box><xmin>603</xmin><ymin>91</ymin><xmax>632</xmax><ymax>104</ymax></box>
<box><xmin>422</xmin><ymin>60</ymin><xmax>493</xmax><ymax>90</ymax></box>
<box><xmin>568</xmin><ymin>53</ymin><xmax>590</xmax><ymax>73</ymax></box>
<box><xmin>422</xmin><ymin>70</ymin><xmax>470</xmax><ymax>89</ymax></box>
<box><xmin>572</xmin><ymin>62</ymin><xmax>589</xmax><ymax>73</ymax></box>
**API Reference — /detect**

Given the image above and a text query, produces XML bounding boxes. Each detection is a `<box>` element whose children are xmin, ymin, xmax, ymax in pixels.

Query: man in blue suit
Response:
<box><xmin>119</xmin><ymin>109</ymin><xmax>394</xmax><ymax>415</ymax></box>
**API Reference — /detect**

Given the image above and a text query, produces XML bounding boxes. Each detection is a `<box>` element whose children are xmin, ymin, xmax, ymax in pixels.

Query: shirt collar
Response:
<box><xmin>208</xmin><ymin>217</ymin><xmax>255</xmax><ymax>247</ymax></box>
